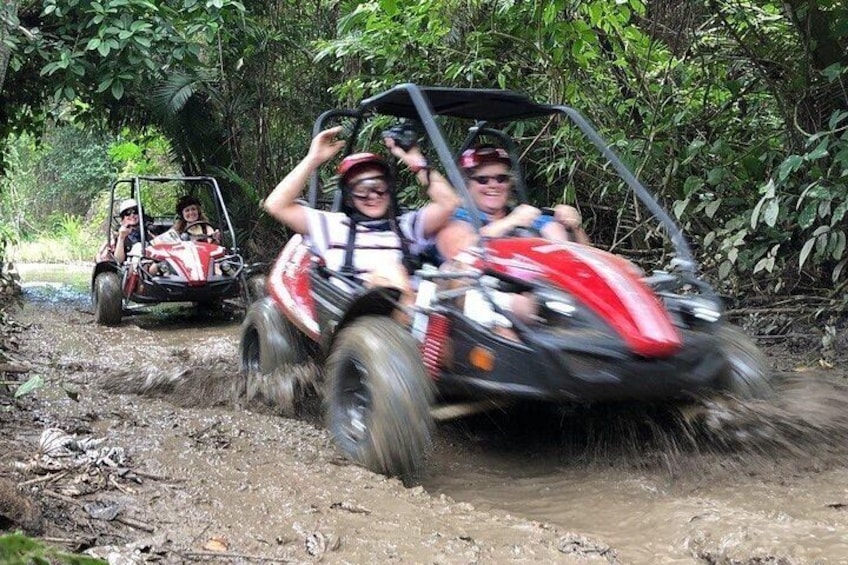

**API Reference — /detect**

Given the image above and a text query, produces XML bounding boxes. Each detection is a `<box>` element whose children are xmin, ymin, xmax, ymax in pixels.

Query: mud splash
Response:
<box><xmin>14</xmin><ymin>266</ymin><xmax>848</xmax><ymax>563</ymax></box>
<box><xmin>100</xmin><ymin>347</ymin><xmax>848</xmax><ymax>476</ymax></box>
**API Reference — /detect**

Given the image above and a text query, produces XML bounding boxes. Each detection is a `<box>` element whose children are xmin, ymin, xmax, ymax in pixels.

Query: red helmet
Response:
<box><xmin>337</xmin><ymin>152</ymin><xmax>389</xmax><ymax>181</ymax></box>
<box><xmin>458</xmin><ymin>146</ymin><xmax>512</xmax><ymax>169</ymax></box>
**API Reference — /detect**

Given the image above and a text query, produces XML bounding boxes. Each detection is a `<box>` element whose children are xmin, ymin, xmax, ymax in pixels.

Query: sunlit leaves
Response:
<box><xmin>12</xmin><ymin>0</ymin><xmax>246</xmax><ymax>109</ymax></box>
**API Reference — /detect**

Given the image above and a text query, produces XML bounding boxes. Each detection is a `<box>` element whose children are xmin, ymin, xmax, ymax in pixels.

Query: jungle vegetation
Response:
<box><xmin>0</xmin><ymin>0</ymin><xmax>846</xmax><ymax>305</ymax></box>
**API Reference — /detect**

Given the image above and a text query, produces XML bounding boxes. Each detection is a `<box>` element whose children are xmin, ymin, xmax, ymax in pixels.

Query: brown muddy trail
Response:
<box><xmin>3</xmin><ymin>264</ymin><xmax>848</xmax><ymax>564</ymax></box>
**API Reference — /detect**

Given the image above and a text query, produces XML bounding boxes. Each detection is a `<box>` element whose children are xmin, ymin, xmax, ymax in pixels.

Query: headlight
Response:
<box><xmin>215</xmin><ymin>255</ymin><xmax>243</xmax><ymax>277</ymax></box>
<box><xmin>660</xmin><ymin>293</ymin><xmax>722</xmax><ymax>325</ymax></box>
<box><xmin>536</xmin><ymin>287</ymin><xmax>577</xmax><ymax>317</ymax></box>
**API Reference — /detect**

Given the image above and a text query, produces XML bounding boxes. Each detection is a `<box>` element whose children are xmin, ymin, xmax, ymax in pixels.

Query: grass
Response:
<box><xmin>9</xmin><ymin>214</ymin><xmax>101</xmax><ymax>264</ymax></box>
<box><xmin>0</xmin><ymin>532</ymin><xmax>106</xmax><ymax>564</ymax></box>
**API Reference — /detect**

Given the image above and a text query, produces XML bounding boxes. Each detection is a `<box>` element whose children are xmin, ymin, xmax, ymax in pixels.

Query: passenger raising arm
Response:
<box><xmin>264</xmin><ymin>126</ymin><xmax>459</xmax><ymax>308</ymax></box>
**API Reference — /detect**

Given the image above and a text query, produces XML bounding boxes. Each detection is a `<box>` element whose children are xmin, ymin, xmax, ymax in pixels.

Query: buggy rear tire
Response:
<box><xmin>239</xmin><ymin>297</ymin><xmax>315</xmax><ymax>413</ymax></box>
<box><xmin>93</xmin><ymin>272</ymin><xmax>122</xmax><ymax>326</ymax></box>
<box><xmin>324</xmin><ymin>316</ymin><xmax>435</xmax><ymax>481</ymax></box>
<box><xmin>715</xmin><ymin>324</ymin><xmax>774</xmax><ymax>399</ymax></box>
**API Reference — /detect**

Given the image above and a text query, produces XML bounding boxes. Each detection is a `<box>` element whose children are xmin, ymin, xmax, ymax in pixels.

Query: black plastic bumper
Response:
<box><xmin>129</xmin><ymin>276</ymin><xmax>242</xmax><ymax>304</ymax></box>
<box><xmin>438</xmin><ymin>314</ymin><xmax>726</xmax><ymax>403</ymax></box>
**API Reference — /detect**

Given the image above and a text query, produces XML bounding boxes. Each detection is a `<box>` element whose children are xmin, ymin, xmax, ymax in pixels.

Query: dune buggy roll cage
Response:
<box><xmin>105</xmin><ymin>175</ymin><xmax>242</xmax><ymax>257</ymax></box>
<box><xmin>306</xmin><ymin>83</ymin><xmax>698</xmax><ymax>277</ymax></box>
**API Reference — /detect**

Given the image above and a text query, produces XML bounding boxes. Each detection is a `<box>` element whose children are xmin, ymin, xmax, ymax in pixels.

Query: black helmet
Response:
<box><xmin>176</xmin><ymin>195</ymin><xmax>201</xmax><ymax>218</ymax></box>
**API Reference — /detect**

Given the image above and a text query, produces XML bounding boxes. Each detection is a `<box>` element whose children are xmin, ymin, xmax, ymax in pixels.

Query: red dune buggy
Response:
<box><xmin>239</xmin><ymin>85</ymin><xmax>772</xmax><ymax>480</ymax></box>
<box><xmin>92</xmin><ymin>176</ymin><xmax>256</xmax><ymax>325</ymax></box>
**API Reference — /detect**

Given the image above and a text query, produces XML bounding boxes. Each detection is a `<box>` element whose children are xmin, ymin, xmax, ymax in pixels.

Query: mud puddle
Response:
<box><xmin>9</xmin><ymin>264</ymin><xmax>848</xmax><ymax>564</ymax></box>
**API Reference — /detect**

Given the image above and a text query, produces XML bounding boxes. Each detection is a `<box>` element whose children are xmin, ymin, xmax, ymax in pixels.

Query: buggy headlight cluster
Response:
<box><xmin>215</xmin><ymin>255</ymin><xmax>244</xmax><ymax>277</ymax></box>
<box><xmin>659</xmin><ymin>293</ymin><xmax>722</xmax><ymax>325</ymax></box>
<box><xmin>536</xmin><ymin>287</ymin><xmax>577</xmax><ymax>317</ymax></box>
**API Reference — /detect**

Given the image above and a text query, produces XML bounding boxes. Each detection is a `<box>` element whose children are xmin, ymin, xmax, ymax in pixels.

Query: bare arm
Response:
<box><xmin>264</xmin><ymin>126</ymin><xmax>345</xmax><ymax>234</ymax></box>
<box><xmin>553</xmin><ymin>204</ymin><xmax>591</xmax><ymax>244</ymax></box>
<box><xmin>436</xmin><ymin>220</ymin><xmax>478</xmax><ymax>262</ymax></box>
<box><xmin>114</xmin><ymin>228</ymin><xmax>129</xmax><ymax>263</ymax></box>
<box><xmin>479</xmin><ymin>204</ymin><xmax>540</xmax><ymax>238</ymax></box>
<box><xmin>384</xmin><ymin>138</ymin><xmax>459</xmax><ymax>238</ymax></box>
<box><xmin>417</xmin><ymin>169</ymin><xmax>461</xmax><ymax>237</ymax></box>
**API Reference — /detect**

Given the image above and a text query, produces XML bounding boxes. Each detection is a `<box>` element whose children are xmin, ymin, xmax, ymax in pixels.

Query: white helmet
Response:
<box><xmin>118</xmin><ymin>198</ymin><xmax>138</xmax><ymax>216</ymax></box>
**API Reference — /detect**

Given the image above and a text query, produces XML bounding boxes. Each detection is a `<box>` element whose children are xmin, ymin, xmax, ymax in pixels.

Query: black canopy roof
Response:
<box><xmin>359</xmin><ymin>85</ymin><xmax>557</xmax><ymax>121</ymax></box>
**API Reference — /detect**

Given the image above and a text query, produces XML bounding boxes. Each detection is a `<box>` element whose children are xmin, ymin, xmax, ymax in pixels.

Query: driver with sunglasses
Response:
<box><xmin>264</xmin><ymin>126</ymin><xmax>459</xmax><ymax>307</ymax></box>
<box><xmin>435</xmin><ymin>146</ymin><xmax>590</xmax><ymax>338</ymax></box>
<box><xmin>437</xmin><ymin>146</ymin><xmax>589</xmax><ymax>262</ymax></box>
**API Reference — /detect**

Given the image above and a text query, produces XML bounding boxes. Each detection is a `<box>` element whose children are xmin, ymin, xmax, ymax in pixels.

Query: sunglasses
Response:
<box><xmin>350</xmin><ymin>177</ymin><xmax>390</xmax><ymax>200</ymax></box>
<box><xmin>120</xmin><ymin>209</ymin><xmax>139</xmax><ymax>218</ymax></box>
<box><xmin>475</xmin><ymin>147</ymin><xmax>509</xmax><ymax>160</ymax></box>
<box><xmin>470</xmin><ymin>174</ymin><xmax>513</xmax><ymax>185</ymax></box>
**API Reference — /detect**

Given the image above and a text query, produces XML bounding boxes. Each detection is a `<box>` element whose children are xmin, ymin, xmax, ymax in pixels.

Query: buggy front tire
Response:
<box><xmin>93</xmin><ymin>272</ymin><xmax>122</xmax><ymax>326</ymax></box>
<box><xmin>324</xmin><ymin>316</ymin><xmax>435</xmax><ymax>481</ymax></box>
<box><xmin>239</xmin><ymin>297</ymin><xmax>315</xmax><ymax>412</ymax></box>
<box><xmin>715</xmin><ymin>324</ymin><xmax>774</xmax><ymax>400</ymax></box>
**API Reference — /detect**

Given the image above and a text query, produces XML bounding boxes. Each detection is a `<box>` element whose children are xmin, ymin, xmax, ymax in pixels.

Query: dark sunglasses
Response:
<box><xmin>350</xmin><ymin>177</ymin><xmax>390</xmax><ymax>199</ymax></box>
<box><xmin>120</xmin><ymin>208</ymin><xmax>139</xmax><ymax>218</ymax></box>
<box><xmin>476</xmin><ymin>147</ymin><xmax>509</xmax><ymax>160</ymax></box>
<box><xmin>470</xmin><ymin>174</ymin><xmax>513</xmax><ymax>185</ymax></box>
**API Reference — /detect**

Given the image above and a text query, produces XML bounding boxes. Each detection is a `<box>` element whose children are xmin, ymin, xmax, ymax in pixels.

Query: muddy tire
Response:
<box><xmin>715</xmin><ymin>324</ymin><xmax>774</xmax><ymax>399</ymax></box>
<box><xmin>246</xmin><ymin>275</ymin><xmax>267</xmax><ymax>302</ymax></box>
<box><xmin>93</xmin><ymin>272</ymin><xmax>122</xmax><ymax>326</ymax></box>
<box><xmin>239</xmin><ymin>297</ymin><xmax>315</xmax><ymax>413</ymax></box>
<box><xmin>324</xmin><ymin>316</ymin><xmax>434</xmax><ymax>481</ymax></box>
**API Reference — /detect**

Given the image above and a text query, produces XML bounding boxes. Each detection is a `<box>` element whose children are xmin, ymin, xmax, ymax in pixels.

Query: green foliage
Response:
<box><xmin>10</xmin><ymin>0</ymin><xmax>246</xmax><ymax>107</ymax></box>
<box><xmin>746</xmin><ymin>104</ymin><xmax>848</xmax><ymax>287</ymax></box>
<box><xmin>0</xmin><ymin>532</ymin><xmax>106</xmax><ymax>564</ymax></box>
<box><xmin>3</xmin><ymin>0</ymin><xmax>848</xmax><ymax>296</ymax></box>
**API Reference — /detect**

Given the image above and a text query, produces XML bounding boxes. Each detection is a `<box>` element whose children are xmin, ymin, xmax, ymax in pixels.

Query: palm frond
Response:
<box><xmin>151</xmin><ymin>72</ymin><xmax>204</xmax><ymax>117</ymax></box>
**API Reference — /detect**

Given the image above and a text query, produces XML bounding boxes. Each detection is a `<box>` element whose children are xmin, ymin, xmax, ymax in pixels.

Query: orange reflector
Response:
<box><xmin>469</xmin><ymin>346</ymin><xmax>495</xmax><ymax>372</ymax></box>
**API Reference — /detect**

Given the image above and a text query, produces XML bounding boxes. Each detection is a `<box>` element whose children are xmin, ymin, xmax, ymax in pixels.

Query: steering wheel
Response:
<box><xmin>182</xmin><ymin>221</ymin><xmax>218</xmax><ymax>243</ymax></box>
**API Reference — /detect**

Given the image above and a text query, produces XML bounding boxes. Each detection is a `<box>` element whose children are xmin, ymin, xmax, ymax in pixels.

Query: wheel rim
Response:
<box><xmin>338</xmin><ymin>357</ymin><xmax>371</xmax><ymax>445</ymax></box>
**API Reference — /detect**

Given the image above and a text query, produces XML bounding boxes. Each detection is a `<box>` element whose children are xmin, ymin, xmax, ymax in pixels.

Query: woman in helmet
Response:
<box><xmin>263</xmin><ymin>126</ymin><xmax>459</xmax><ymax>301</ymax></box>
<box><xmin>436</xmin><ymin>146</ymin><xmax>589</xmax><ymax>262</ymax></box>
<box><xmin>173</xmin><ymin>195</ymin><xmax>221</xmax><ymax>243</ymax></box>
<box><xmin>96</xmin><ymin>198</ymin><xmax>148</xmax><ymax>264</ymax></box>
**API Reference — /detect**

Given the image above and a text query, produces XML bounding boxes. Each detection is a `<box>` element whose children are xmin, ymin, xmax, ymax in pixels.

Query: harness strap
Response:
<box><xmin>342</xmin><ymin>216</ymin><xmax>358</xmax><ymax>274</ymax></box>
<box><xmin>340</xmin><ymin>216</ymin><xmax>415</xmax><ymax>275</ymax></box>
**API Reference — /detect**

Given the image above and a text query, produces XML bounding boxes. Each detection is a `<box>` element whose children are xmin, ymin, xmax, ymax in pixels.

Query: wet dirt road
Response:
<box><xmin>6</xmin><ymin>264</ymin><xmax>848</xmax><ymax>564</ymax></box>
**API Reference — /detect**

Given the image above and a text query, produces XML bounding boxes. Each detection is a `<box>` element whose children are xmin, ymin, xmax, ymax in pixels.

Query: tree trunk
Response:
<box><xmin>782</xmin><ymin>0</ymin><xmax>848</xmax><ymax>131</ymax></box>
<box><xmin>0</xmin><ymin>1</ymin><xmax>18</xmax><ymax>95</ymax></box>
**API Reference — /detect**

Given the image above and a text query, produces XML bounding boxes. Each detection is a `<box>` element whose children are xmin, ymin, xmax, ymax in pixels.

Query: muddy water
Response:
<box><xmin>16</xmin><ymin>264</ymin><xmax>848</xmax><ymax>564</ymax></box>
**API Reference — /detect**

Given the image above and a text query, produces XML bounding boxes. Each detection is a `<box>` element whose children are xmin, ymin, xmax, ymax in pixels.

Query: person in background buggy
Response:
<box><xmin>95</xmin><ymin>198</ymin><xmax>149</xmax><ymax>264</ymax></box>
<box><xmin>263</xmin><ymin>125</ymin><xmax>460</xmax><ymax>310</ymax></box>
<box><xmin>172</xmin><ymin>195</ymin><xmax>221</xmax><ymax>243</ymax></box>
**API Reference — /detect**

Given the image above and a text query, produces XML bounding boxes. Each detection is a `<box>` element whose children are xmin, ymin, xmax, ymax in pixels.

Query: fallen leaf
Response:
<box><xmin>203</xmin><ymin>536</ymin><xmax>228</xmax><ymax>552</ymax></box>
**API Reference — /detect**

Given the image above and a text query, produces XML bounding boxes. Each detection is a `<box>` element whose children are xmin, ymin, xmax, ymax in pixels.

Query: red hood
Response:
<box><xmin>147</xmin><ymin>242</ymin><xmax>226</xmax><ymax>286</ymax></box>
<box><xmin>482</xmin><ymin>238</ymin><xmax>682</xmax><ymax>358</ymax></box>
